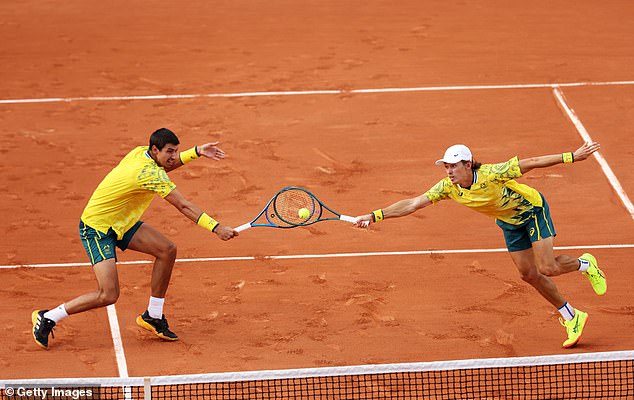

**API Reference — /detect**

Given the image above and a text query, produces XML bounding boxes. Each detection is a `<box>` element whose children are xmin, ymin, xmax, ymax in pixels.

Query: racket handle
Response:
<box><xmin>235</xmin><ymin>223</ymin><xmax>252</xmax><ymax>233</ymax></box>
<box><xmin>339</xmin><ymin>215</ymin><xmax>358</xmax><ymax>224</ymax></box>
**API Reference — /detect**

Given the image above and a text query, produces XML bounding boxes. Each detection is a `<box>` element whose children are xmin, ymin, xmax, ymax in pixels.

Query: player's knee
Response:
<box><xmin>158</xmin><ymin>241</ymin><xmax>177</xmax><ymax>261</ymax></box>
<box><xmin>98</xmin><ymin>287</ymin><xmax>120</xmax><ymax>306</ymax></box>
<box><xmin>519</xmin><ymin>270</ymin><xmax>540</xmax><ymax>285</ymax></box>
<box><xmin>165</xmin><ymin>241</ymin><xmax>177</xmax><ymax>260</ymax></box>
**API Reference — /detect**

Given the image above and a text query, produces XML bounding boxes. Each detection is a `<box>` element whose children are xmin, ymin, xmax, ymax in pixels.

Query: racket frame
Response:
<box><xmin>235</xmin><ymin>186</ymin><xmax>356</xmax><ymax>232</ymax></box>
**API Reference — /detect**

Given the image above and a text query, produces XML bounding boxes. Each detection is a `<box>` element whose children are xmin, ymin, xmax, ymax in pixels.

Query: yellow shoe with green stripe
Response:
<box><xmin>580</xmin><ymin>253</ymin><xmax>607</xmax><ymax>295</ymax></box>
<box><xmin>559</xmin><ymin>309</ymin><xmax>588</xmax><ymax>349</ymax></box>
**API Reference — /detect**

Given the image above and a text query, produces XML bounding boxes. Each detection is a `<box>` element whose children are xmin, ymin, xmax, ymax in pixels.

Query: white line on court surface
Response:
<box><xmin>1</xmin><ymin>244</ymin><xmax>632</xmax><ymax>269</ymax></box>
<box><xmin>1</xmin><ymin>80</ymin><xmax>634</xmax><ymax>105</ymax></box>
<box><xmin>552</xmin><ymin>86</ymin><xmax>634</xmax><ymax>220</ymax></box>
<box><xmin>106</xmin><ymin>305</ymin><xmax>129</xmax><ymax>379</ymax></box>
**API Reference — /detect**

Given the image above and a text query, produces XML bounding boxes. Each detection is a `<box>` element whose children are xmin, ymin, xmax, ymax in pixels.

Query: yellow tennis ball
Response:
<box><xmin>298</xmin><ymin>208</ymin><xmax>310</xmax><ymax>219</ymax></box>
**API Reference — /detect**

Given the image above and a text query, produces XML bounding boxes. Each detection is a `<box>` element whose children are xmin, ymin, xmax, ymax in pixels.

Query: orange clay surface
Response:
<box><xmin>1</xmin><ymin>1</ymin><xmax>633</xmax><ymax>379</ymax></box>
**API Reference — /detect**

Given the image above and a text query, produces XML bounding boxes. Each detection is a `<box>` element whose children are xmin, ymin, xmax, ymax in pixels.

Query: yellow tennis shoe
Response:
<box><xmin>580</xmin><ymin>253</ymin><xmax>607</xmax><ymax>295</ymax></box>
<box><xmin>560</xmin><ymin>309</ymin><xmax>588</xmax><ymax>349</ymax></box>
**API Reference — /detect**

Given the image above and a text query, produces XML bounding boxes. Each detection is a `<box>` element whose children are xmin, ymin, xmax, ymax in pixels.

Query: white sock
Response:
<box><xmin>148</xmin><ymin>296</ymin><xmax>165</xmax><ymax>319</ymax></box>
<box><xmin>578</xmin><ymin>258</ymin><xmax>590</xmax><ymax>272</ymax></box>
<box><xmin>44</xmin><ymin>304</ymin><xmax>69</xmax><ymax>323</ymax></box>
<box><xmin>558</xmin><ymin>302</ymin><xmax>575</xmax><ymax>321</ymax></box>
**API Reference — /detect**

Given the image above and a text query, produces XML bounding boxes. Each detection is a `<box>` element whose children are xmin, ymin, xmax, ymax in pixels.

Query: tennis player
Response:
<box><xmin>32</xmin><ymin>128</ymin><xmax>238</xmax><ymax>349</ymax></box>
<box><xmin>355</xmin><ymin>142</ymin><xmax>606</xmax><ymax>348</ymax></box>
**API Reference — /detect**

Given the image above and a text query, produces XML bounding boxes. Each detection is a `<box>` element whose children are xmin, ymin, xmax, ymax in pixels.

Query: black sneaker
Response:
<box><xmin>136</xmin><ymin>311</ymin><xmax>178</xmax><ymax>341</ymax></box>
<box><xmin>32</xmin><ymin>310</ymin><xmax>56</xmax><ymax>349</ymax></box>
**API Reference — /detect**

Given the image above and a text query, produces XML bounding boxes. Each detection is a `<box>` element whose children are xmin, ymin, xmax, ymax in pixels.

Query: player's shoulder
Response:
<box><xmin>114</xmin><ymin>146</ymin><xmax>157</xmax><ymax>175</ymax></box>
<box><xmin>428</xmin><ymin>176</ymin><xmax>454</xmax><ymax>191</ymax></box>
<box><xmin>480</xmin><ymin>156</ymin><xmax>518</xmax><ymax>171</ymax></box>
<box><xmin>128</xmin><ymin>146</ymin><xmax>150</xmax><ymax>158</ymax></box>
<box><xmin>121</xmin><ymin>146</ymin><xmax>153</xmax><ymax>164</ymax></box>
<box><xmin>478</xmin><ymin>162</ymin><xmax>494</xmax><ymax>175</ymax></box>
<box><xmin>478</xmin><ymin>157</ymin><xmax>521</xmax><ymax>181</ymax></box>
<box><xmin>434</xmin><ymin>176</ymin><xmax>453</xmax><ymax>186</ymax></box>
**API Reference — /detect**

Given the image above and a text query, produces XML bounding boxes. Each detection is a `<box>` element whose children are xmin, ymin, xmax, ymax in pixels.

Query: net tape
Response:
<box><xmin>2</xmin><ymin>350</ymin><xmax>633</xmax><ymax>399</ymax></box>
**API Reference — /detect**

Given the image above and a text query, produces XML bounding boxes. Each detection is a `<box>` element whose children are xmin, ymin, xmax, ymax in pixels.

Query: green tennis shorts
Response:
<box><xmin>79</xmin><ymin>220</ymin><xmax>143</xmax><ymax>265</ymax></box>
<box><xmin>495</xmin><ymin>195</ymin><xmax>556</xmax><ymax>252</ymax></box>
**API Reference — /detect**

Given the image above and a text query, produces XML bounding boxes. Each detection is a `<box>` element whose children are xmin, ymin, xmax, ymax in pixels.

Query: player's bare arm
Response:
<box><xmin>519</xmin><ymin>141</ymin><xmax>600</xmax><ymax>174</ymax></box>
<box><xmin>164</xmin><ymin>189</ymin><xmax>237</xmax><ymax>241</ymax></box>
<box><xmin>355</xmin><ymin>194</ymin><xmax>432</xmax><ymax>227</ymax></box>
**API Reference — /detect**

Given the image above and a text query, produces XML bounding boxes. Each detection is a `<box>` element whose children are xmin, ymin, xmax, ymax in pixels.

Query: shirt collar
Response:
<box><xmin>457</xmin><ymin>170</ymin><xmax>477</xmax><ymax>190</ymax></box>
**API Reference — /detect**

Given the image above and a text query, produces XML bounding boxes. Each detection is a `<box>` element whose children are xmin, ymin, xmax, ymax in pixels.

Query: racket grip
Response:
<box><xmin>339</xmin><ymin>215</ymin><xmax>358</xmax><ymax>224</ymax></box>
<box><xmin>235</xmin><ymin>223</ymin><xmax>252</xmax><ymax>232</ymax></box>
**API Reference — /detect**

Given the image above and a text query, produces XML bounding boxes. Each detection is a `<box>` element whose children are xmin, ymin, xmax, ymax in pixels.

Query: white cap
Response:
<box><xmin>435</xmin><ymin>144</ymin><xmax>472</xmax><ymax>166</ymax></box>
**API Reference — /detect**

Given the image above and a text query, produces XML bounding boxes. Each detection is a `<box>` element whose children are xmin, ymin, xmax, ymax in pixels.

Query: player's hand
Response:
<box><xmin>214</xmin><ymin>224</ymin><xmax>238</xmax><ymax>240</ymax></box>
<box><xmin>573</xmin><ymin>141</ymin><xmax>600</xmax><ymax>162</ymax></box>
<box><xmin>354</xmin><ymin>214</ymin><xmax>373</xmax><ymax>228</ymax></box>
<box><xmin>198</xmin><ymin>142</ymin><xmax>226</xmax><ymax>161</ymax></box>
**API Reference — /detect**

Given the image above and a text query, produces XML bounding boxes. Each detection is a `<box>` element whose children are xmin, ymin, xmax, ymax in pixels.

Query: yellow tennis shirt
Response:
<box><xmin>81</xmin><ymin>146</ymin><xmax>176</xmax><ymax>239</ymax></box>
<box><xmin>424</xmin><ymin>157</ymin><xmax>542</xmax><ymax>226</ymax></box>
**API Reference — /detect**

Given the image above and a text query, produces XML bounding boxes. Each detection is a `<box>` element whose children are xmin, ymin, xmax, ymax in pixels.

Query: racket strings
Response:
<box><xmin>273</xmin><ymin>189</ymin><xmax>320</xmax><ymax>226</ymax></box>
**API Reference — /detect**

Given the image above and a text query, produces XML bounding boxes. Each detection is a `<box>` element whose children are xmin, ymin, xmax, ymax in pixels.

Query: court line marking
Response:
<box><xmin>552</xmin><ymin>86</ymin><xmax>634</xmax><ymax>220</ymax></box>
<box><xmin>1</xmin><ymin>80</ymin><xmax>634</xmax><ymax>104</ymax></box>
<box><xmin>1</xmin><ymin>244</ymin><xmax>632</xmax><ymax>269</ymax></box>
<box><xmin>106</xmin><ymin>305</ymin><xmax>129</xmax><ymax>380</ymax></box>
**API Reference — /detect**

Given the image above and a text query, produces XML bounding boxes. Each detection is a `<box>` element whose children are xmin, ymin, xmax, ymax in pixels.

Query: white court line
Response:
<box><xmin>106</xmin><ymin>305</ymin><xmax>129</xmax><ymax>379</ymax></box>
<box><xmin>1</xmin><ymin>244</ymin><xmax>632</xmax><ymax>269</ymax></box>
<box><xmin>1</xmin><ymin>80</ymin><xmax>634</xmax><ymax>104</ymax></box>
<box><xmin>552</xmin><ymin>86</ymin><xmax>634</xmax><ymax>220</ymax></box>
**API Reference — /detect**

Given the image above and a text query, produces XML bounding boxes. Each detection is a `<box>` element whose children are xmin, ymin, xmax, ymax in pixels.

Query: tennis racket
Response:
<box><xmin>235</xmin><ymin>186</ymin><xmax>357</xmax><ymax>232</ymax></box>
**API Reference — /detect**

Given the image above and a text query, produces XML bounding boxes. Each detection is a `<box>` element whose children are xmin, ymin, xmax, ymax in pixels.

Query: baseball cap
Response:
<box><xmin>435</xmin><ymin>144</ymin><xmax>472</xmax><ymax>166</ymax></box>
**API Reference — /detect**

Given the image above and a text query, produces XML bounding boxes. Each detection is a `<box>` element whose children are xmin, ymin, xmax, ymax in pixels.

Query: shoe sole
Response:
<box><xmin>136</xmin><ymin>316</ymin><xmax>179</xmax><ymax>341</ymax></box>
<box><xmin>31</xmin><ymin>310</ymin><xmax>48</xmax><ymax>350</ymax></box>
<box><xmin>562</xmin><ymin>313</ymin><xmax>588</xmax><ymax>349</ymax></box>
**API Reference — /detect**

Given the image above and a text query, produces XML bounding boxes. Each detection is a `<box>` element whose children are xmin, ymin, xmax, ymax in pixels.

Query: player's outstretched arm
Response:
<box><xmin>572</xmin><ymin>141</ymin><xmax>601</xmax><ymax>161</ymax></box>
<box><xmin>165</xmin><ymin>142</ymin><xmax>226</xmax><ymax>172</ymax></box>
<box><xmin>196</xmin><ymin>142</ymin><xmax>226</xmax><ymax>160</ymax></box>
<box><xmin>518</xmin><ymin>141</ymin><xmax>600</xmax><ymax>174</ymax></box>
<box><xmin>164</xmin><ymin>189</ymin><xmax>238</xmax><ymax>241</ymax></box>
<box><xmin>354</xmin><ymin>194</ymin><xmax>432</xmax><ymax>228</ymax></box>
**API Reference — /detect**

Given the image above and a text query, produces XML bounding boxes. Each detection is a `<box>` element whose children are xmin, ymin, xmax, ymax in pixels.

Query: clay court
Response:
<box><xmin>1</xmin><ymin>0</ymin><xmax>633</xmax><ymax>389</ymax></box>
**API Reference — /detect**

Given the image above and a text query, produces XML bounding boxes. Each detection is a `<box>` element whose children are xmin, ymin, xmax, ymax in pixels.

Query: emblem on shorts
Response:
<box><xmin>103</xmin><ymin>244</ymin><xmax>113</xmax><ymax>255</ymax></box>
<box><xmin>529</xmin><ymin>228</ymin><xmax>535</xmax><ymax>237</ymax></box>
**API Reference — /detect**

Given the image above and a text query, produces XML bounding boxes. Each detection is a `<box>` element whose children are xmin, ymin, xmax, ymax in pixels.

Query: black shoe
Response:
<box><xmin>136</xmin><ymin>311</ymin><xmax>178</xmax><ymax>341</ymax></box>
<box><xmin>32</xmin><ymin>310</ymin><xmax>56</xmax><ymax>349</ymax></box>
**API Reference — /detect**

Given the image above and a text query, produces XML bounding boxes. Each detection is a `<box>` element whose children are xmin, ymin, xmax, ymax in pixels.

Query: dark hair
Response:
<box><xmin>149</xmin><ymin>128</ymin><xmax>179</xmax><ymax>151</ymax></box>
<box><xmin>461</xmin><ymin>159</ymin><xmax>482</xmax><ymax>170</ymax></box>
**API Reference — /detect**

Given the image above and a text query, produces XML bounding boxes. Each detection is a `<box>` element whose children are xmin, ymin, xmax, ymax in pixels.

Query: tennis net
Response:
<box><xmin>2</xmin><ymin>350</ymin><xmax>632</xmax><ymax>399</ymax></box>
